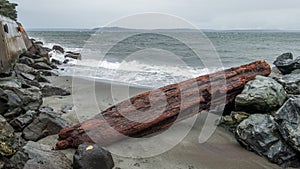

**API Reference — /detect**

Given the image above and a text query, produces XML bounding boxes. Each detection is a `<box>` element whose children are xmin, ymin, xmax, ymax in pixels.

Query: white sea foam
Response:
<box><xmin>32</xmin><ymin>37</ymin><xmax>223</xmax><ymax>88</ymax></box>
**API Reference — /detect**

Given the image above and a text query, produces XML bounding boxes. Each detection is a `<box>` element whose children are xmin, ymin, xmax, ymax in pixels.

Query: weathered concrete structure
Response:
<box><xmin>0</xmin><ymin>15</ymin><xmax>31</xmax><ymax>73</ymax></box>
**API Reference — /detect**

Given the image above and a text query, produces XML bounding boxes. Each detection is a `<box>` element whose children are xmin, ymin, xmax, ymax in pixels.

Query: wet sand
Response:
<box><xmin>39</xmin><ymin>75</ymin><xmax>293</xmax><ymax>169</ymax></box>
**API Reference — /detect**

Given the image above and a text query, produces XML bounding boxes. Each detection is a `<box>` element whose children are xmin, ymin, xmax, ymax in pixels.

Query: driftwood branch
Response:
<box><xmin>56</xmin><ymin>60</ymin><xmax>271</xmax><ymax>149</ymax></box>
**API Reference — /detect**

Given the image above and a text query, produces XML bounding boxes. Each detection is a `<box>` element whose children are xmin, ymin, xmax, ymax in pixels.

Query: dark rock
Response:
<box><xmin>19</xmin><ymin>72</ymin><xmax>35</xmax><ymax>81</ymax></box>
<box><xmin>13</xmin><ymin>63</ymin><xmax>38</xmax><ymax>75</ymax></box>
<box><xmin>0</xmin><ymin>72</ymin><xmax>12</xmax><ymax>78</ymax></box>
<box><xmin>274</xmin><ymin>53</ymin><xmax>300</xmax><ymax>74</ymax></box>
<box><xmin>52</xmin><ymin>45</ymin><xmax>65</xmax><ymax>53</ymax></box>
<box><xmin>35</xmin><ymin>74</ymin><xmax>50</xmax><ymax>83</ymax></box>
<box><xmin>273</xmin><ymin>53</ymin><xmax>295</xmax><ymax>74</ymax></box>
<box><xmin>65</xmin><ymin>52</ymin><xmax>81</xmax><ymax>60</ymax></box>
<box><xmin>0</xmin><ymin>88</ymin><xmax>22</xmax><ymax>116</ymax></box>
<box><xmin>11</xmin><ymin>87</ymin><xmax>42</xmax><ymax>113</ymax></box>
<box><xmin>0</xmin><ymin>116</ymin><xmax>24</xmax><ymax>157</ymax></box>
<box><xmin>22</xmin><ymin>110</ymin><xmax>69</xmax><ymax>141</ymax></box>
<box><xmin>0</xmin><ymin>86</ymin><xmax>42</xmax><ymax>121</ymax></box>
<box><xmin>9</xmin><ymin>141</ymin><xmax>72</xmax><ymax>169</ymax></box>
<box><xmin>50</xmin><ymin>64</ymin><xmax>58</xmax><ymax>69</ymax></box>
<box><xmin>10</xmin><ymin>110</ymin><xmax>39</xmax><ymax>132</ymax></box>
<box><xmin>288</xmin><ymin>94</ymin><xmax>300</xmax><ymax>100</ymax></box>
<box><xmin>19</xmin><ymin>52</ymin><xmax>41</xmax><ymax>60</ymax></box>
<box><xmin>31</xmin><ymin>62</ymin><xmax>52</xmax><ymax>70</ymax></box>
<box><xmin>274</xmin><ymin>98</ymin><xmax>300</xmax><ymax>152</ymax></box>
<box><xmin>235</xmin><ymin>76</ymin><xmax>287</xmax><ymax>113</ymax></box>
<box><xmin>19</xmin><ymin>78</ymin><xmax>41</xmax><ymax>89</ymax></box>
<box><xmin>39</xmin><ymin>70</ymin><xmax>59</xmax><ymax>76</ymax></box>
<box><xmin>41</xmin><ymin>84</ymin><xmax>70</xmax><ymax>97</ymax></box>
<box><xmin>274</xmin><ymin>70</ymin><xmax>300</xmax><ymax>95</ymax></box>
<box><xmin>33</xmin><ymin>57</ymin><xmax>51</xmax><ymax>65</ymax></box>
<box><xmin>294</xmin><ymin>56</ymin><xmax>300</xmax><ymax>69</ymax></box>
<box><xmin>51</xmin><ymin>58</ymin><xmax>63</xmax><ymax>65</ymax></box>
<box><xmin>63</xmin><ymin>59</ymin><xmax>70</xmax><ymax>64</ymax></box>
<box><xmin>73</xmin><ymin>143</ymin><xmax>114</xmax><ymax>169</ymax></box>
<box><xmin>236</xmin><ymin>114</ymin><xmax>300</xmax><ymax>168</ymax></box>
<box><xmin>0</xmin><ymin>78</ymin><xmax>21</xmax><ymax>89</ymax></box>
<box><xmin>34</xmin><ymin>41</ymin><xmax>43</xmax><ymax>45</ymax></box>
<box><xmin>28</xmin><ymin>44</ymin><xmax>51</xmax><ymax>59</ymax></box>
<box><xmin>18</xmin><ymin>57</ymin><xmax>34</xmax><ymax>66</ymax></box>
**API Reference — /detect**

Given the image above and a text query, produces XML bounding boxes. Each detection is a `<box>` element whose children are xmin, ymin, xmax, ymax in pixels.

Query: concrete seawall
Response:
<box><xmin>0</xmin><ymin>15</ymin><xmax>31</xmax><ymax>73</ymax></box>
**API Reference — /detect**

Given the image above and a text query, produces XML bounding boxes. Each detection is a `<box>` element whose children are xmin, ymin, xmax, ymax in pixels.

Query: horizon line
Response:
<box><xmin>25</xmin><ymin>27</ymin><xmax>300</xmax><ymax>32</ymax></box>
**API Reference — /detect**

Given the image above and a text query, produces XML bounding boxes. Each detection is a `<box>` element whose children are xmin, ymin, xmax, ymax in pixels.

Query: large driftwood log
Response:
<box><xmin>56</xmin><ymin>60</ymin><xmax>271</xmax><ymax>149</ymax></box>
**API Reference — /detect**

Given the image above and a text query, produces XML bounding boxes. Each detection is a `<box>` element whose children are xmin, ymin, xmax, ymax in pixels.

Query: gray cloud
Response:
<box><xmin>11</xmin><ymin>0</ymin><xmax>300</xmax><ymax>29</ymax></box>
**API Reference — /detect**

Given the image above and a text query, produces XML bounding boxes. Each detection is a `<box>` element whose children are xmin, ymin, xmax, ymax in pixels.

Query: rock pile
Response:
<box><xmin>221</xmin><ymin>52</ymin><xmax>300</xmax><ymax>168</ymax></box>
<box><xmin>0</xmin><ymin>40</ymin><xmax>79</xmax><ymax>168</ymax></box>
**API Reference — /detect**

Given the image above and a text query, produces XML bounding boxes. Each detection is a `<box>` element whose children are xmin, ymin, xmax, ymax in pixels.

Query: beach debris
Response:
<box><xmin>235</xmin><ymin>114</ymin><xmax>300</xmax><ymax>168</ymax></box>
<box><xmin>273</xmin><ymin>53</ymin><xmax>300</xmax><ymax>74</ymax></box>
<box><xmin>235</xmin><ymin>75</ymin><xmax>287</xmax><ymax>113</ymax></box>
<box><xmin>56</xmin><ymin>60</ymin><xmax>271</xmax><ymax>149</ymax></box>
<box><xmin>41</xmin><ymin>84</ymin><xmax>71</xmax><ymax>97</ymax></box>
<box><xmin>52</xmin><ymin>45</ymin><xmax>65</xmax><ymax>53</ymax></box>
<box><xmin>22</xmin><ymin>109</ymin><xmax>70</xmax><ymax>141</ymax></box>
<box><xmin>6</xmin><ymin>141</ymin><xmax>72</xmax><ymax>169</ymax></box>
<box><xmin>274</xmin><ymin>98</ymin><xmax>300</xmax><ymax>152</ymax></box>
<box><xmin>73</xmin><ymin>143</ymin><xmax>114</xmax><ymax>169</ymax></box>
<box><xmin>273</xmin><ymin>69</ymin><xmax>300</xmax><ymax>95</ymax></box>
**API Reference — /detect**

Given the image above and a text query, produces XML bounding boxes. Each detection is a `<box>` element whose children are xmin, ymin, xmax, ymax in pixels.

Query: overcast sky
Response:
<box><xmin>10</xmin><ymin>0</ymin><xmax>300</xmax><ymax>30</ymax></box>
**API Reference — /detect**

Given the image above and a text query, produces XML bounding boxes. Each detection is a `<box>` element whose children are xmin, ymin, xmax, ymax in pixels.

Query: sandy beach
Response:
<box><xmin>37</xmin><ymin>75</ymin><xmax>291</xmax><ymax>169</ymax></box>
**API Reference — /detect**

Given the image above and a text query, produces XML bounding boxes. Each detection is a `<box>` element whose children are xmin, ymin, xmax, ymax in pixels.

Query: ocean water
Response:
<box><xmin>27</xmin><ymin>30</ymin><xmax>300</xmax><ymax>88</ymax></box>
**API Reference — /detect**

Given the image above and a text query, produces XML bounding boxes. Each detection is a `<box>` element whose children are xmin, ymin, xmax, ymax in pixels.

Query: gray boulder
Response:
<box><xmin>52</xmin><ymin>45</ymin><xmax>65</xmax><ymax>53</ymax></box>
<box><xmin>73</xmin><ymin>143</ymin><xmax>114</xmax><ymax>169</ymax></box>
<box><xmin>0</xmin><ymin>84</ymin><xmax>41</xmax><ymax>121</ymax></box>
<box><xmin>19</xmin><ymin>72</ymin><xmax>35</xmax><ymax>81</ymax></box>
<box><xmin>41</xmin><ymin>84</ymin><xmax>71</xmax><ymax>97</ymax></box>
<box><xmin>22</xmin><ymin>109</ymin><xmax>69</xmax><ymax>141</ymax></box>
<box><xmin>31</xmin><ymin>62</ymin><xmax>52</xmax><ymax>70</ymax></box>
<box><xmin>18</xmin><ymin>57</ymin><xmax>34</xmax><ymax>66</ymax></box>
<box><xmin>236</xmin><ymin>114</ymin><xmax>300</xmax><ymax>168</ymax></box>
<box><xmin>8</xmin><ymin>141</ymin><xmax>71</xmax><ymax>169</ymax></box>
<box><xmin>14</xmin><ymin>63</ymin><xmax>38</xmax><ymax>76</ymax></box>
<box><xmin>274</xmin><ymin>70</ymin><xmax>300</xmax><ymax>95</ymax></box>
<box><xmin>65</xmin><ymin>52</ymin><xmax>81</xmax><ymax>60</ymax></box>
<box><xmin>10</xmin><ymin>110</ymin><xmax>39</xmax><ymax>131</ymax></box>
<box><xmin>28</xmin><ymin>43</ymin><xmax>51</xmax><ymax>59</ymax></box>
<box><xmin>273</xmin><ymin>53</ymin><xmax>299</xmax><ymax>74</ymax></box>
<box><xmin>235</xmin><ymin>75</ymin><xmax>287</xmax><ymax>113</ymax></box>
<box><xmin>20</xmin><ymin>51</ymin><xmax>42</xmax><ymax>60</ymax></box>
<box><xmin>274</xmin><ymin>98</ymin><xmax>300</xmax><ymax>152</ymax></box>
<box><xmin>12</xmin><ymin>87</ymin><xmax>43</xmax><ymax>113</ymax></box>
<box><xmin>0</xmin><ymin>88</ymin><xmax>25</xmax><ymax>121</ymax></box>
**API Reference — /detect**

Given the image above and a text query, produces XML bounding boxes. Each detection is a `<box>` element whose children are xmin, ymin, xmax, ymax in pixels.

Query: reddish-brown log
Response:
<box><xmin>56</xmin><ymin>60</ymin><xmax>271</xmax><ymax>149</ymax></box>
